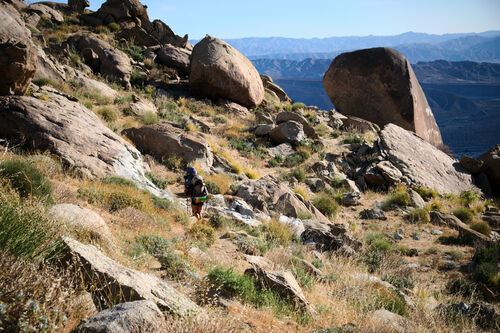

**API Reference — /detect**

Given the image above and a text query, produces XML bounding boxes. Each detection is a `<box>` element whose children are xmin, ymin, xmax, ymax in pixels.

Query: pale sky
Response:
<box><xmin>53</xmin><ymin>0</ymin><xmax>500</xmax><ymax>39</ymax></box>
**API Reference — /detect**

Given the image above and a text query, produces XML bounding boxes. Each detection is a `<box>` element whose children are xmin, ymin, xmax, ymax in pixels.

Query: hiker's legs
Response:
<box><xmin>191</xmin><ymin>204</ymin><xmax>203</xmax><ymax>219</ymax></box>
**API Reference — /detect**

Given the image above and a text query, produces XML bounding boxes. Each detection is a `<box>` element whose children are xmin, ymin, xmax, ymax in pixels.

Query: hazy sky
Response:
<box><xmin>58</xmin><ymin>0</ymin><xmax>500</xmax><ymax>39</ymax></box>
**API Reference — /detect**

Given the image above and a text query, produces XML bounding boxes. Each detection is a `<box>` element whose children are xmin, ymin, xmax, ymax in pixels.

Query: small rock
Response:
<box><xmin>341</xmin><ymin>192</ymin><xmax>361</xmax><ymax>206</ymax></box>
<box><xmin>394</xmin><ymin>233</ymin><xmax>404</xmax><ymax>240</ymax></box>
<box><xmin>267</xmin><ymin>143</ymin><xmax>295</xmax><ymax>157</ymax></box>
<box><xmin>407</xmin><ymin>263</ymin><xmax>420</xmax><ymax>269</ymax></box>
<box><xmin>431</xmin><ymin>230</ymin><xmax>443</xmax><ymax>235</ymax></box>
<box><xmin>441</xmin><ymin>260</ymin><xmax>457</xmax><ymax>270</ymax></box>
<box><xmin>360</xmin><ymin>208</ymin><xmax>387</xmax><ymax>220</ymax></box>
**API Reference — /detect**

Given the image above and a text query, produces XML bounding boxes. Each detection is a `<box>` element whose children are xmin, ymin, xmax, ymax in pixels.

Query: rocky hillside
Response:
<box><xmin>0</xmin><ymin>1</ymin><xmax>499</xmax><ymax>332</ymax></box>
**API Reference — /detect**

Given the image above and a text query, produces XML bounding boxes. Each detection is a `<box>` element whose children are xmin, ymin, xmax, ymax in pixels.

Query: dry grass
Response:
<box><xmin>222</xmin><ymin>151</ymin><xmax>244</xmax><ymax>174</ymax></box>
<box><xmin>205</xmin><ymin>174</ymin><xmax>232</xmax><ymax>195</ymax></box>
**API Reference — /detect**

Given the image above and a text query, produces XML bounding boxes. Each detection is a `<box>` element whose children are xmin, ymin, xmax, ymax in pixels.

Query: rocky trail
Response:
<box><xmin>0</xmin><ymin>0</ymin><xmax>499</xmax><ymax>332</ymax></box>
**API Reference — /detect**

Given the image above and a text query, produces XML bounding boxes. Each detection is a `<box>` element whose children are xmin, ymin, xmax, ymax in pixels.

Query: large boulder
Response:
<box><xmin>128</xmin><ymin>94</ymin><xmax>157</xmax><ymax>116</ymax></box>
<box><xmin>236</xmin><ymin>175</ymin><xmax>330</xmax><ymax>223</ymax></box>
<box><xmin>27</xmin><ymin>3</ymin><xmax>64</xmax><ymax>24</ymax></box>
<box><xmin>380</xmin><ymin>124</ymin><xmax>477</xmax><ymax>195</ymax></box>
<box><xmin>478</xmin><ymin>145</ymin><xmax>500</xmax><ymax>195</ymax></box>
<box><xmin>156</xmin><ymin>44</ymin><xmax>191</xmax><ymax>76</ymax></box>
<box><xmin>122</xmin><ymin>123</ymin><xmax>214</xmax><ymax>170</ymax></box>
<box><xmin>64</xmin><ymin>66</ymin><xmax>119</xmax><ymax>100</ymax></box>
<box><xmin>269</xmin><ymin>121</ymin><xmax>305</xmax><ymax>145</ymax></box>
<box><xmin>96</xmin><ymin>0</ymin><xmax>149</xmax><ymax>23</ymax></box>
<box><xmin>189</xmin><ymin>35</ymin><xmax>264</xmax><ymax>108</ymax></box>
<box><xmin>301</xmin><ymin>220</ymin><xmax>361</xmax><ymax>253</ymax></box>
<box><xmin>0</xmin><ymin>86</ymin><xmax>168</xmax><ymax>199</ymax></box>
<box><xmin>34</xmin><ymin>45</ymin><xmax>66</xmax><ymax>84</ymax></box>
<box><xmin>0</xmin><ymin>2</ymin><xmax>37</xmax><ymax>95</ymax></box>
<box><xmin>323</xmin><ymin>47</ymin><xmax>443</xmax><ymax>146</ymax></box>
<box><xmin>67</xmin><ymin>33</ymin><xmax>132</xmax><ymax>89</ymax></box>
<box><xmin>73</xmin><ymin>300</ymin><xmax>166</xmax><ymax>333</ymax></box>
<box><xmin>60</xmin><ymin>237</ymin><xmax>199</xmax><ymax>315</ymax></box>
<box><xmin>69</xmin><ymin>0</ymin><xmax>90</xmax><ymax>13</ymax></box>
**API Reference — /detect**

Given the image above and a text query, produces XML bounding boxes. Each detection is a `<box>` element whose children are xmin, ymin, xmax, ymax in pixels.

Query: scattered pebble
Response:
<box><xmin>407</xmin><ymin>263</ymin><xmax>420</xmax><ymax>268</ymax></box>
<box><xmin>394</xmin><ymin>233</ymin><xmax>404</xmax><ymax>240</ymax></box>
<box><xmin>431</xmin><ymin>230</ymin><xmax>443</xmax><ymax>235</ymax></box>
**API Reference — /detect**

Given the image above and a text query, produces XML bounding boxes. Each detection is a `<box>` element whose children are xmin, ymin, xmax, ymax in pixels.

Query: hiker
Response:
<box><xmin>184</xmin><ymin>168</ymin><xmax>209</xmax><ymax>219</ymax></box>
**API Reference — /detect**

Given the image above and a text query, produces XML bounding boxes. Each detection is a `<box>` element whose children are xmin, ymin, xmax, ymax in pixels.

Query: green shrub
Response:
<box><xmin>124</xmin><ymin>45</ymin><xmax>145</xmax><ymax>62</ymax></box>
<box><xmin>260</xmin><ymin>219</ymin><xmax>295</xmax><ymax>248</ymax></box>
<box><xmin>382</xmin><ymin>188</ymin><xmax>411</xmax><ymax>211</ymax></box>
<box><xmin>32</xmin><ymin>77</ymin><xmax>58</xmax><ymax>88</ymax></box>
<box><xmin>0</xmin><ymin>185</ymin><xmax>61</xmax><ymax>261</ymax></box>
<box><xmin>141</xmin><ymin>111</ymin><xmax>158</xmax><ymax>125</ymax></box>
<box><xmin>331</xmin><ymin>130</ymin><xmax>341</xmax><ymax>138</ymax></box>
<box><xmin>150</xmin><ymin>195</ymin><xmax>173</xmax><ymax>211</ymax></box>
<box><xmin>452</xmin><ymin>207</ymin><xmax>474</xmax><ymax>223</ymax></box>
<box><xmin>412</xmin><ymin>186</ymin><xmax>438</xmax><ymax>200</ymax></box>
<box><xmin>471</xmin><ymin>221</ymin><xmax>491</xmax><ymax>236</ymax></box>
<box><xmin>145</xmin><ymin>172</ymin><xmax>167</xmax><ymax>189</ymax></box>
<box><xmin>291</xmin><ymin>266</ymin><xmax>315</xmax><ymax>290</ymax></box>
<box><xmin>157</xmin><ymin>252</ymin><xmax>192</xmax><ymax>280</ymax></box>
<box><xmin>205</xmin><ymin>181</ymin><xmax>221</xmax><ymax>195</ymax></box>
<box><xmin>297</xmin><ymin>211</ymin><xmax>313</xmax><ymax>220</ymax></box>
<box><xmin>108</xmin><ymin>192</ymin><xmax>144</xmax><ymax>212</ymax></box>
<box><xmin>446</xmin><ymin>276</ymin><xmax>478</xmax><ymax>298</ymax></box>
<box><xmin>289</xmin><ymin>168</ymin><xmax>306</xmax><ymax>183</ymax></box>
<box><xmin>188</xmin><ymin>223</ymin><xmax>216</xmax><ymax>247</ymax></box>
<box><xmin>372</xmin><ymin>288</ymin><xmax>407</xmax><ymax>316</ymax></box>
<box><xmin>283</xmin><ymin>150</ymin><xmax>310</xmax><ymax>167</ymax></box>
<box><xmin>108</xmin><ymin>22</ymin><xmax>120</xmax><ymax>31</ymax></box>
<box><xmin>312</xmin><ymin>194</ymin><xmax>339</xmax><ymax>219</ymax></box>
<box><xmin>101</xmin><ymin>176</ymin><xmax>137</xmax><ymax>188</ymax></box>
<box><xmin>268</xmin><ymin>154</ymin><xmax>283</xmax><ymax>167</ymax></box>
<box><xmin>343</xmin><ymin>135</ymin><xmax>364</xmax><ymax>144</ymax></box>
<box><xmin>97</xmin><ymin>106</ymin><xmax>119</xmax><ymax>122</ymax></box>
<box><xmin>382</xmin><ymin>275</ymin><xmax>414</xmax><ymax>289</ymax></box>
<box><xmin>26</xmin><ymin>154</ymin><xmax>62</xmax><ymax>177</ymax></box>
<box><xmin>444</xmin><ymin>250</ymin><xmax>464</xmax><ymax>261</ymax></box>
<box><xmin>471</xmin><ymin>245</ymin><xmax>500</xmax><ymax>286</ymax></box>
<box><xmin>206</xmin><ymin>267</ymin><xmax>256</xmax><ymax>299</ymax></box>
<box><xmin>135</xmin><ymin>234</ymin><xmax>172</xmax><ymax>257</ymax></box>
<box><xmin>292</xmin><ymin>102</ymin><xmax>306</xmax><ymax>111</ymax></box>
<box><xmin>460</xmin><ymin>190</ymin><xmax>479</xmax><ymax>206</ymax></box>
<box><xmin>114</xmin><ymin>94</ymin><xmax>134</xmax><ymax>105</ymax></box>
<box><xmin>406</xmin><ymin>208</ymin><xmax>430</xmax><ymax>224</ymax></box>
<box><xmin>0</xmin><ymin>159</ymin><xmax>52</xmax><ymax>201</ymax></box>
<box><xmin>208</xmin><ymin>215</ymin><xmax>233</xmax><ymax>229</ymax></box>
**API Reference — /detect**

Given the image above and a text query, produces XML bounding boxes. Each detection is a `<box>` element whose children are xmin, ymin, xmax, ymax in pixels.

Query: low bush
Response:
<box><xmin>108</xmin><ymin>192</ymin><xmax>144</xmax><ymax>212</ymax></box>
<box><xmin>446</xmin><ymin>276</ymin><xmax>478</xmax><ymax>298</ymax></box>
<box><xmin>32</xmin><ymin>77</ymin><xmax>59</xmax><ymax>89</ymax></box>
<box><xmin>101</xmin><ymin>176</ymin><xmax>137</xmax><ymax>188</ymax></box>
<box><xmin>108</xmin><ymin>22</ymin><xmax>120</xmax><ymax>31</ymax></box>
<box><xmin>96</xmin><ymin>106</ymin><xmax>119</xmax><ymax>122</ymax></box>
<box><xmin>0</xmin><ymin>159</ymin><xmax>52</xmax><ymax>202</ymax></box>
<box><xmin>460</xmin><ymin>190</ymin><xmax>479</xmax><ymax>206</ymax></box>
<box><xmin>406</xmin><ymin>208</ymin><xmax>430</xmax><ymax>224</ymax></box>
<box><xmin>452</xmin><ymin>207</ymin><xmax>474</xmax><ymax>223</ymax></box>
<box><xmin>343</xmin><ymin>135</ymin><xmax>364</xmax><ymax>144</ymax></box>
<box><xmin>312</xmin><ymin>194</ymin><xmax>339</xmax><ymax>219</ymax></box>
<box><xmin>289</xmin><ymin>168</ymin><xmax>306</xmax><ymax>183</ymax></box>
<box><xmin>294</xmin><ymin>186</ymin><xmax>309</xmax><ymax>201</ymax></box>
<box><xmin>382</xmin><ymin>187</ymin><xmax>411</xmax><ymax>211</ymax></box>
<box><xmin>382</xmin><ymin>275</ymin><xmax>414</xmax><ymax>289</ymax></box>
<box><xmin>135</xmin><ymin>234</ymin><xmax>172</xmax><ymax>257</ymax></box>
<box><xmin>157</xmin><ymin>252</ymin><xmax>193</xmax><ymax>280</ymax></box>
<box><xmin>141</xmin><ymin>111</ymin><xmax>158</xmax><ymax>125</ymax></box>
<box><xmin>205</xmin><ymin>181</ymin><xmax>221</xmax><ymax>194</ymax></box>
<box><xmin>413</xmin><ymin>186</ymin><xmax>438</xmax><ymax>200</ymax></box>
<box><xmin>471</xmin><ymin>221</ymin><xmax>491</xmax><ymax>236</ymax></box>
<box><xmin>292</xmin><ymin>102</ymin><xmax>306</xmax><ymax>111</ymax></box>
<box><xmin>471</xmin><ymin>245</ymin><xmax>500</xmax><ymax>287</ymax></box>
<box><xmin>268</xmin><ymin>154</ymin><xmax>284</xmax><ymax>167</ymax></box>
<box><xmin>244</xmin><ymin>167</ymin><xmax>260</xmax><ymax>180</ymax></box>
<box><xmin>124</xmin><ymin>44</ymin><xmax>145</xmax><ymax>62</ymax></box>
<box><xmin>208</xmin><ymin>215</ymin><xmax>233</xmax><ymax>229</ymax></box>
<box><xmin>145</xmin><ymin>172</ymin><xmax>168</xmax><ymax>189</ymax></box>
<box><xmin>260</xmin><ymin>219</ymin><xmax>295</xmax><ymax>248</ymax></box>
<box><xmin>188</xmin><ymin>223</ymin><xmax>216</xmax><ymax>247</ymax></box>
<box><xmin>283</xmin><ymin>150</ymin><xmax>310</xmax><ymax>167</ymax></box>
<box><xmin>0</xmin><ymin>184</ymin><xmax>61</xmax><ymax>261</ymax></box>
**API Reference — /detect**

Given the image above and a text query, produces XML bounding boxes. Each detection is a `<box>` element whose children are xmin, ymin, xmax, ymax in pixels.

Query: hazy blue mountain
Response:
<box><xmin>191</xmin><ymin>31</ymin><xmax>500</xmax><ymax>58</ymax></box>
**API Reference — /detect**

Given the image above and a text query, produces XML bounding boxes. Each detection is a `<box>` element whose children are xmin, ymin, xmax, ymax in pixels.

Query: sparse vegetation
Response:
<box><xmin>470</xmin><ymin>221</ymin><xmax>491</xmax><ymax>236</ymax></box>
<box><xmin>188</xmin><ymin>222</ymin><xmax>217</xmax><ymax>247</ymax></box>
<box><xmin>406</xmin><ymin>208</ymin><xmax>430</xmax><ymax>224</ymax></box>
<box><xmin>312</xmin><ymin>193</ymin><xmax>339</xmax><ymax>219</ymax></box>
<box><xmin>452</xmin><ymin>207</ymin><xmax>474</xmax><ymax>223</ymax></box>
<box><xmin>382</xmin><ymin>186</ymin><xmax>411</xmax><ymax>211</ymax></box>
<box><xmin>413</xmin><ymin>186</ymin><xmax>438</xmax><ymax>200</ymax></box>
<box><xmin>0</xmin><ymin>159</ymin><xmax>52</xmax><ymax>202</ymax></box>
<box><xmin>96</xmin><ymin>106</ymin><xmax>119</xmax><ymax>122</ymax></box>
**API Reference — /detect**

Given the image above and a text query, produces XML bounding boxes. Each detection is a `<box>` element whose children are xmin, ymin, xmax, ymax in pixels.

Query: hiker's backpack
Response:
<box><xmin>184</xmin><ymin>167</ymin><xmax>198</xmax><ymax>195</ymax></box>
<box><xmin>192</xmin><ymin>176</ymin><xmax>208</xmax><ymax>198</ymax></box>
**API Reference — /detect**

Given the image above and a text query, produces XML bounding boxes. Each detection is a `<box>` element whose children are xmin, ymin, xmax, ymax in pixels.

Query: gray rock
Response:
<box><xmin>190</xmin><ymin>35</ymin><xmax>264</xmax><ymax>108</ymax></box>
<box><xmin>156</xmin><ymin>44</ymin><xmax>191</xmax><ymax>76</ymax></box>
<box><xmin>268</xmin><ymin>143</ymin><xmax>294</xmax><ymax>157</ymax></box>
<box><xmin>380</xmin><ymin>124</ymin><xmax>478</xmax><ymax>195</ymax></box>
<box><xmin>367</xmin><ymin>309</ymin><xmax>411</xmax><ymax>332</ymax></box>
<box><xmin>27</xmin><ymin>3</ymin><xmax>64</xmax><ymax>24</ymax></box>
<box><xmin>49</xmin><ymin>204</ymin><xmax>112</xmax><ymax>240</ymax></box>
<box><xmin>460</xmin><ymin>155</ymin><xmax>484</xmax><ymax>174</ymax></box>
<box><xmin>376</xmin><ymin>160</ymin><xmax>402</xmax><ymax>184</ymax></box>
<box><xmin>128</xmin><ymin>94</ymin><xmax>157</xmax><ymax>116</ymax></box>
<box><xmin>69</xmin><ymin>0</ymin><xmax>89</xmax><ymax>13</ymax></box>
<box><xmin>431</xmin><ymin>230</ymin><xmax>443</xmax><ymax>235</ymax></box>
<box><xmin>260</xmin><ymin>75</ymin><xmax>291</xmax><ymax>102</ymax></box>
<box><xmin>275</xmin><ymin>111</ymin><xmax>318</xmax><ymax>139</ymax></box>
<box><xmin>360</xmin><ymin>208</ymin><xmax>387</xmax><ymax>220</ymax></box>
<box><xmin>123</xmin><ymin>122</ymin><xmax>213</xmax><ymax>171</ymax></box>
<box><xmin>68</xmin><ymin>33</ymin><xmax>132</xmax><ymax>89</ymax></box>
<box><xmin>269</xmin><ymin>120</ymin><xmax>305</xmax><ymax>145</ymax></box>
<box><xmin>0</xmin><ymin>88</ymin><xmax>168</xmax><ymax>200</ymax></box>
<box><xmin>65</xmin><ymin>66</ymin><xmax>119</xmax><ymax>99</ymax></box>
<box><xmin>305</xmin><ymin>178</ymin><xmax>326</xmax><ymax>193</ymax></box>
<box><xmin>73</xmin><ymin>300</ymin><xmax>166</xmax><ymax>333</ymax></box>
<box><xmin>0</xmin><ymin>2</ymin><xmax>37</xmax><ymax>95</ymax></box>
<box><xmin>278</xmin><ymin>216</ymin><xmax>305</xmax><ymax>238</ymax></box>
<box><xmin>441</xmin><ymin>260</ymin><xmax>457</xmax><ymax>270</ymax></box>
<box><xmin>408</xmin><ymin>189</ymin><xmax>426</xmax><ymax>208</ymax></box>
<box><xmin>478</xmin><ymin>145</ymin><xmax>500</xmax><ymax>195</ymax></box>
<box><xmin>255</xmin><ymin>111</ymin><xmax>274</xmax><ymax>125</ymax></box>
<box><xmin>341</xmin><ymin>192</ymin><xmax>361</xmax><ymax>206</ymax></box>
<box><xmin>60</xmin><ymin>237</ymin><xmax>199</xmax><ymax>315</ymax></box>
<box><xmin>218</xmin><ymin>99</ymin><xmax>249</xmax><ymax>117</ymax></box>
<box><xmin>34</xmin><ymin>45</ymin><xmax>66</xmax><ymax>84</ymax></box>
<box><xmin>254</xmin><ymin>124</ymin><xmax>274</xmax><ymax>137</ymax></box>
<box><xmin>301</xmin><ymin>220</ymin><xmax>361</xmax><ymax>252</ymax></box>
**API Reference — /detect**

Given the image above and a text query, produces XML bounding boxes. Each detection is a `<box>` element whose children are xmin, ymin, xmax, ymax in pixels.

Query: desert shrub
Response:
<box><xmin>343</xmin><ymin>135</ymin><xmax>363</xmax><ymax>144</ymax></box>
<box><xmin>460</xmin><ymin>190</ymin><xmax>479</xmax><ymax>206</ymax></box>
<box><xmin>294</xmin><ymin>186</ymin><xmax>309</xmax><ymax>201</ymax></box>
<box><xmin>292</xmin><ymin>102</ymin><xmax>306</xmax><ymax>111</ymax></box>
<box><xmin>371</xmin><ymin>288</ymin><xmax>407</xmax><ymax>316</ymax></box>
<box><xmin>141</xmin><ymin>111</ymin><xmax>158</xmax><ymax>125</ymax></box>
<box><xmin>101</xmin><ymin>176</ymin><xmax>137</xmax><ymax>188</ymax></box>
<box><xmin>32</xmin><ymin>77</ymin><xmax>58</xmax><ymax>88</ymax></box>
<box><xmin>205</xmin><ymin>181</ymin><xmax>221</xmax><ymax>194</ymax></box>
<box><xmin>26</xmin><ymin>154</ymin><xmax>62</xmax><ymax>177</ymax></box>
<box><xmin>260</xmin><ymin>219</ymin><xmax>295</xmax><ymax>248</ymax></box>
<box><xmin>406</xmin><ymin>208</ymin><xmax>430</xmax><ymax>224</ymax></box>
<box><xmin>382</xmin><ymin>187</ymin><xmax>410</xmax><ymax>211</ymax></box>
<box><xmin>108</xmin><ymin>192</ymin><xmax>144</xmax><ymax>212</ymax></box>
<box><xmin>157</xmin><ymin>252</ymin><xmax>193</xmax><ymax>280</ymax></box>
<box><xmin>214</xmin><ymin>115</ymin><xmax>228</xmax><ymax>124</ymax></box>
<box><xmin>162</xmin><ymin>154</ymin><xmax>182</xmax><ymax>170</ymax></box>
<box><xmin>188</xmin><ymin>223</ymin><xmax>216</xmax><ymax>247</ymax></box>
<box><xmin>471</xmin><ymin>221</ymin><xmax>491</xmax><ymax>236</ymax></box>
<box><xmin>413</xmin><ymin>186</ymin><xmax>438</xmax><ymax>200</ymax></box>
<box><xmin>289</xmin><ymin>168</ymin><xmax>306</xmax><ymax>183</ymax></box>
<box><xmin>472</xmin><ymin>245</ymin><xmax>500</xmax><ymax>286</ymax></box>
<box><xmin>96</xmin><ymin>106</ymin><xmax>118</xmax><ymax>122</ymax></box>
<box><xmin>0</xmin><ymin>188</ymin><xmax>61</xmax><ymax>261</ymax></box>
<box><xmin>424</xmin><ymin>246</ymin><xmax>440</xmax><ymax>255</ymax></box>
<box><xmin>445</xmin><ymin>250</ymin><xmax>464</xmax><ymax>261</ymax></box>
<box><xmin>268</xmin><ymin>154</ymin><xmax>284</xmax><ymax>167</ymax></box>
<box><xmin>446</xmin><ymin>276</ymin><xmax>478</xmax><ymax>298</ymax></box>
<box><xmin>145</xmin><ymin>172</ymin><xmax>167</xmax><ymax>189</ymax></box>
<box><xmin>108</xmin><ymin>22</ymin><xmax>120</xmax><ymax>31</ymax></box>
<box><xmin>124</xmin><ymin>44</ymin><xmax>144</xmax><ymax>62</ymax></box>
<box><xmin>312</xmin><ymin>194</ymin><xmax>339</xmax><ymax>219</ymax></box>
<box><xmin>0</xmin><ymin>159</ymin><xmax>52</xmax><ymax>201</ymax></box>
<box><xmin>244</xmin><ymin>167</ymin><xmax>260</xmax><ymax>180</ymax></box>
<box><xmin>283</xmin><ymin>150</ymin><xmax>310</xmax><ymax>167</ymax></box>
<box><xmin>291</xmin><ymin>266</ymin><xmax>315</xmax><ymax>290</ymax></box>
<box><xmin>114</xmin><ymin>94</ymin><xmax>134</xmax><ymax>105</ymax></box>
<box><xmin>135</xmin><ymin>234</ymin><xmax>172</xmax><ymax>257</ymax></box>
<box><xmin>383</xmin><ymin>275</ymin><xmax>414</xmax><ymax>289</ymax></box>
<box><xmin>452</xmin><ymin>207</ymin><xmax>474</xmax><ymax>223</ymax></box>
<box><xmin>150</xmin><ymin>195</ymin><xmax>173</xmax><ymax>211</ymax></box>
<box><xmin>208</xmin><ymin>215</ymin><xmax>233</xmax><ymax>229</ymax></box>
<box><xmin>297</xmin><ymin>211</ymin><xmax>313</xmax><ymax>220</ymax></box>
